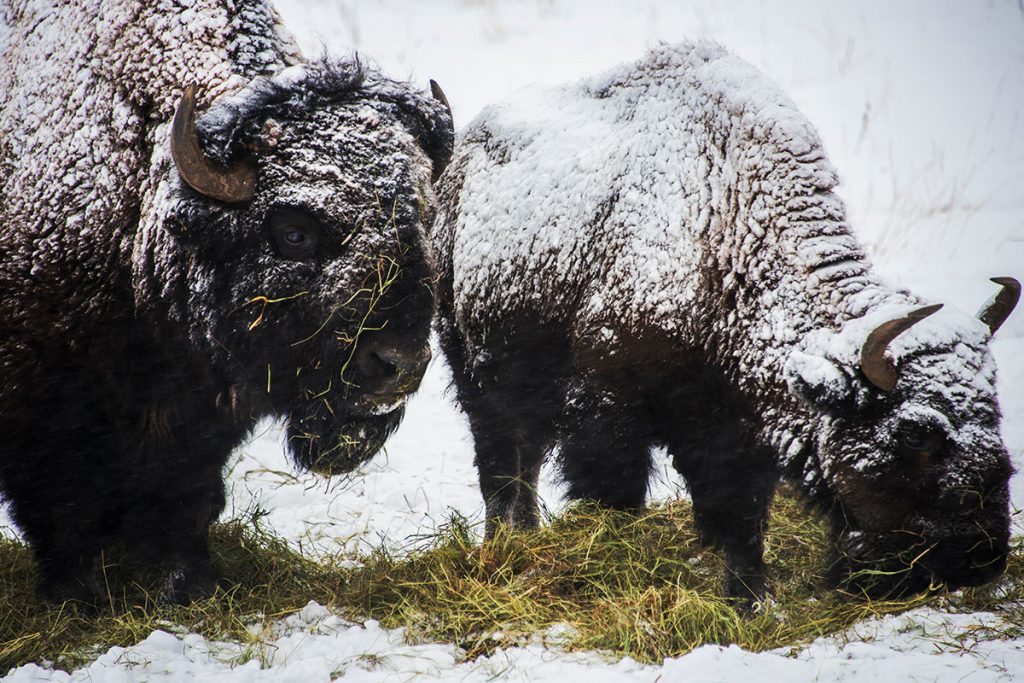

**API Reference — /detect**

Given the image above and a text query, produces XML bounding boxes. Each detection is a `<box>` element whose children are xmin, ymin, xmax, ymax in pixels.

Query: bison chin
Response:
<box><xmin>831</xmin><ymin>526</ymin><xmax>1009</xmax><ymax>598</ymax></box>
<box><xmin>285</xmin><ymin>402</ymin><xmax>407</xmax><ymax>476</ymax></box>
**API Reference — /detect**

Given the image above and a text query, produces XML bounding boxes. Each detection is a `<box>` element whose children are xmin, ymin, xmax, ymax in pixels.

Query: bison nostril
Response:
<box><xmin>355</xmin><ymin>344</ymin><xmax>430</xmax><ymax>396</ymax></box>
<box><xmin>370</xmin><ymin>351</ymin><xmax>402</xmax><ymax>379</ymax></box>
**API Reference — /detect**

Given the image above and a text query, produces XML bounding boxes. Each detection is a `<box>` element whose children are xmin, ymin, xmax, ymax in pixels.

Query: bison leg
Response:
<box><xmin>4</xmin><ymin>485</ymin><xmax>104</xmax><ymax>605</ymax></box>
<box><xmin>476</xmin><ymin>430</ymin><xmax>548</xmax><ymax>536</ymax></box>
<box><xmin>10</xmin><ymin>504</ymin><xmax>105</xmax><ymax>607</ymax></box>
<box><xmin>115</xmin><ymin>445</ymin><xmax>229</xmax><ymax>604</ymax></box>
<box><xmin>670</xmin><ymin>434</ymin><xmax>777</xmax><ymax>606</ymax></box>
<box><xmin>0</xmin><ymin>431</ymin><xmax>106</xmax><ymax>606</ymax></box>
<box><xmin>557</xmin><ymin>384</ymin><xmax>653</xmax><ymax>510</ymax></box>
<box><xmin>119</xmin><ymin>489</ymin><xmax>223</xmax><ymax>604</ymax></box>
<box><xmin>439</xmin><ymin>319</ymin><xmax>565</xmax><ymax>537</ymax></box>
<box><xmin>453</xmin><ymin>374</ymin><xmax>554</xmax><ymax>536</ymax></box>
<box><xmin>33</xmin><ymin>541</ymin><xmax>104</xmax><ymax>607</ymax></box>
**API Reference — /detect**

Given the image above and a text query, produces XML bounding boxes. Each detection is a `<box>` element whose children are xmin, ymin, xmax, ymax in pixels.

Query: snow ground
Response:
<box><xmin>4</xmin><ymin>0</ymin><xmax>1024</xmax><ymax>681</ymax></box>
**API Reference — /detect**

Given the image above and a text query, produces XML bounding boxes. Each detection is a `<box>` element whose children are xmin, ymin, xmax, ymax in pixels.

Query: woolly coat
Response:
<box><xmin>0</xmin><ymin>1</ymin><xmax>300</xmax><ymax>400</ymax></box>
<box><xmin>434</xmin><ymin>42</ymin><xmax>1011</xmax><ymax>594</ymax></box>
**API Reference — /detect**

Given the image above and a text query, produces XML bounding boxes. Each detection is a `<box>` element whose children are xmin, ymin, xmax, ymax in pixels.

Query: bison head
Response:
<box><xmin>786</xmin><ymin>278</ymin><xmax>1019</xmax><ymax>596</ymax></box>
<box><xmin>138</xmin><ymin>59</ymin><xmax>453</xmax><ymax>475</ymax></box>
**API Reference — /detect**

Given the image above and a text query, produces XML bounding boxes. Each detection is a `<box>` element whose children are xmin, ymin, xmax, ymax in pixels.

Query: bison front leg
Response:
<box><xmin>456</xmin><ymin>381</ymin><xmax>552</xmax><ymax>536</ymax></box>
<box><xmin>124</xmin><ymin>495</ymin><xmax>221</xmax><ymax>605</ymax></box>
<box><xmin>33</xmin><ymin>541</ymin><xmax>104</xmax><ymax>607</ymax></box>
<box><xmin>670</xmin><ymin>432</ymin><xmax>777</xmax><ymax>608</ymax></box>
<box><xmin>475</xmin><ymin>437</ymin><xmax>547</xmax><ymax>535</ymax></box>
<box><xmin>119</xmin><ymin>461</ymin><xmax>228</xmax><ymax>605</ymax></box>
<box><xmin>0</xmin><ymin>430</ymin><xmax>107</xmax><ymax>607</ymax></box>
<box><xmin>112</xmin><ymin>409</ymin><xmax>235</xmax><ymax>605</ymax></box>
<box><xmin>440</xmin><ymin>324</ymin><xmax>563</xmax><ymax>537</ymax></box>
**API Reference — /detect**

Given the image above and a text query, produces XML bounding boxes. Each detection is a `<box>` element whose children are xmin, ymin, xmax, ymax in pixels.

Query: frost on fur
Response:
<box><xmin>0</xmin><ymin>0</ymin><xmax>452</xmax><ymax>605</ymax></box>
<box><xmin>434</xmin><ymin>41</ymin><xmax>1016</xmax><ymax>604</ymax></box>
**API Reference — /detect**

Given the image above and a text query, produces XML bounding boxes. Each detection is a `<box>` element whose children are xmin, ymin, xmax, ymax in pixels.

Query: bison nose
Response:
<box><xmin>354</xmin><ymin>343</ymin><xmax>431</xmax><ymax>396</ymax></box>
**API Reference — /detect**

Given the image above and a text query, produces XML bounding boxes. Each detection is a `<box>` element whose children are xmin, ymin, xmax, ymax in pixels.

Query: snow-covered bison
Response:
<box><xmin>433</xmin><ymin>41</ymin><xmax>1018</xmax><ymax>604</ymax></box>
<box><xmin>0</xmin><ymin>1</ymin><xmax>452</xmax><ymax>604</ymax></box>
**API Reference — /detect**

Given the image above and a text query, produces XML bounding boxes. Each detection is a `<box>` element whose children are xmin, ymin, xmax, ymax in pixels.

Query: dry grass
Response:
<box><xmin>1</xmin><ymin>492</ymin><xmax>1021</xmax><ymax>672</ymax></box>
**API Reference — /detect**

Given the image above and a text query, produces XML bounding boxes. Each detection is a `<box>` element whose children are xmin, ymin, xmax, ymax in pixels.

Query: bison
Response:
<box><xmin>433</xmin><ymin>41</ymin><xmax>1018</xmax><ymax>605</ymax></box>
<box><xmin>0</xmin><ymin>0</ymin><xmax>452</xmax><ymax>604</ymax></box>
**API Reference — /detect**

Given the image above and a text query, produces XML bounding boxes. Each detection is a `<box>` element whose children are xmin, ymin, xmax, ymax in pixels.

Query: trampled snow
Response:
<box><xmin>3</xmin><ymin>1</ymin><xmax>1023</xmax><ymax>681</ymax></box>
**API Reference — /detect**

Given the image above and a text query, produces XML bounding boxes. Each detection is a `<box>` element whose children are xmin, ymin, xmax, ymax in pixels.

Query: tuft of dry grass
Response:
<box><xmin>1</xmin><ymin>493</ymin><xmax>1022</xmax><ymax>673</ymax></box>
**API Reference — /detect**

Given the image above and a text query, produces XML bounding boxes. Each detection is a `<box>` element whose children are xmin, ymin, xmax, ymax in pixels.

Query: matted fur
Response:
<box><xmin>0</xmin><ymin>0</ymin><xmax>451</xmax><ymax>604</ymax></box>
<box><xmin>434</xmin><ymin>41</ymin><xmax>1013</xmax><ymax>603</ymax></box>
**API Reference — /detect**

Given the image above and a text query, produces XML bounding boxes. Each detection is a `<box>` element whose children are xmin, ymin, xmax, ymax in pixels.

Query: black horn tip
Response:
<box><xmin>429</xmin><ymin>79</ymin><xmax>451</xmax><ymax>108</ymax></box>
<box><xmin>912</xmin><ymin>303</ymin><xmax>944</xmax><ymax>319</ymax></box>
<box><xmin>979</xmin><ymin>276</ymin><xmax>1021</xmax><ymax>334</ymax></box>
<box><xmin>990</xmin><ymin>276</ymin><xmax>1021</xmax><ymax>291</ymax></box>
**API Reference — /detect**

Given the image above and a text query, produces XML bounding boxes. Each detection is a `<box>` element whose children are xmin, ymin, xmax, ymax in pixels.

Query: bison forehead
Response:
<box><xmin>258</xmin><ymin>114</ymin><xmax>428</xmax><ymax>220</ymax></box>
<box><xmin>274</xmin><ymin>103</ymin><xmax>421</xmax><ymax>160</ymax></box>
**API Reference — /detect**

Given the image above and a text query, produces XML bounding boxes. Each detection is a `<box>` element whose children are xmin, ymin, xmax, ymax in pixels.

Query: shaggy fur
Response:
<box><xmin>0</xmin><ymin>0</ymin><xmax>452</xmax><ymax>604</ymax></box>
<box><xmin>433</xmin><ymin>41</ymin><xmax>1013</xmax><ymax>604</ymax></box>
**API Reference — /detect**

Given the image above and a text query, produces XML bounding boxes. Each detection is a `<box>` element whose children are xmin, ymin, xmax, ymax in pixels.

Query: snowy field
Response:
<box><xmin>4</xmin><ymin>0</ymin><xmax>1024</xmax><ymax>681</ymax></box>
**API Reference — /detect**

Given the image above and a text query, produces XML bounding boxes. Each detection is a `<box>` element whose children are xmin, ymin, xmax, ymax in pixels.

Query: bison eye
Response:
<box><xmin>897</xmin><ymin>426</ymin><xmax>943</xmax><ymax>456</ymax></box>
<box><xmin>901</xmin><ymin>432</ymin><xmax>928</xmax><ymax>450</ymax></box>
<box><xmin>266</xmin><ymin>206</ymin><xmax>323</xmax><ymax>260</ymax></box>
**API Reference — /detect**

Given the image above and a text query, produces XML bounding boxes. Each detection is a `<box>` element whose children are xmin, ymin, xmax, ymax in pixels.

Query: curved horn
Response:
<box><xmin>860</xmin><ymin>304</ymin><xmax>943</xmax><ymax>392</ymax></box>
<box><xmin>429</xmin><ymin>79</ymin><xmax>453</xmax><ymax>125</ymax></box>
<box><xmin>427</xmin><ymin>79</ymin><xmax>455</xmax><ymax>180</ymax></box>
<box><xmin>170</xmin><ymin>85</ymin><xmax>257</xmax><ymax>203</ymax></box>
<box><xmin>977</xmin><ymin>276</ymin><xmax>1020</xmax><ymax>334</ymax></box>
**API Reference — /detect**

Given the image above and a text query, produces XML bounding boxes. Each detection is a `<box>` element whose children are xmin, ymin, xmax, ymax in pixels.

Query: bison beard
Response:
<box><xmin>433</xmin><ymin>41</ymin><xmax>1017</xmax><ymax>608</ymax></box>
<box><xmin>0</xmin><ymin>1</ymin><xmax>452</xmax><ymax>606</ymax></box>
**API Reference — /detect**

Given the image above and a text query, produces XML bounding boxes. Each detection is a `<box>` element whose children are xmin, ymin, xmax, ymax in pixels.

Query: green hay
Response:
<box><xmin>1</xmin><ymin>493</ymin><xmax>1021</xmax><ymax>672</ymax></box>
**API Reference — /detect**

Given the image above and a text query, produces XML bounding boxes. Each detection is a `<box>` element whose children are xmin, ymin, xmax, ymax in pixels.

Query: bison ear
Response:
<box><xmin>785</xmin><ymin>351</ymin><xmax>857</xmax><ymax>412</ymax></box>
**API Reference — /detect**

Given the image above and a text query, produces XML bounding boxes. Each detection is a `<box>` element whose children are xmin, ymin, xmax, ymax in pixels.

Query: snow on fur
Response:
<box><xmin>434</xmin><ymin>41</ymin><xmax>1014</xmax><ymax>598</ymax></box>
<box><xmin>0</xmin><ymin>0</ymin><xmax>451</xmax><ymax>604</ymax></box>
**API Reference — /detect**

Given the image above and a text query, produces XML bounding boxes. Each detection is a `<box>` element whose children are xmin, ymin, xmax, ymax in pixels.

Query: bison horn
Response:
<box><xmin>977</xmin><ymin>276</ymin><xmax>1020</xmax><ymax>334</ymax></box>
<box><xmin>171</xmin><ymin>84</ymin><xmax>257</xmax><ymax>203</ymax></box>
<box><xmin>859</xmin><ymin>303</ymin><xmax>943</xmax><ymax>392</ymax></box>
<box><xmin>429</xmin><ymin>79</ymin><xmax>453</xmax><ymax>125</ymax></box>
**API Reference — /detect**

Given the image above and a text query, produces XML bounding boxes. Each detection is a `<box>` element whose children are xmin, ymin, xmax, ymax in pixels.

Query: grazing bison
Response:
<box><xmin>0</xmin><ymin>1</ymin><xmax>452</xmax><ymax>604</ymax></box>
<box><xmin>433</xmin><ymin>41</ymin><xmax>1018</xmax><ymax>604</ymax></box>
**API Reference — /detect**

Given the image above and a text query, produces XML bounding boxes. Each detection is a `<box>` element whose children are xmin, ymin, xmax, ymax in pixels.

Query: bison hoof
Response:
<box><xmin>38</xmin><ymin>575</ymin><xmax>104</xmax><ymax>611</ymax></box>
<box><xmin>724</xmin><ymin>573</ymin><xmax>770</xmax><ymax>614</ymax></box>
<box><xmin>160</xmin><ymin>566</ymin><xmax>218</xmax><ymax>605</ymax></box>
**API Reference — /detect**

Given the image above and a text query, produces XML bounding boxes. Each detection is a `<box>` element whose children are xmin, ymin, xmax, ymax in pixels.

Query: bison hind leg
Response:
<box><xmin>556</xmin><ymin>384</ymin><xmax>654</xmax><ymax>510</ymax></box>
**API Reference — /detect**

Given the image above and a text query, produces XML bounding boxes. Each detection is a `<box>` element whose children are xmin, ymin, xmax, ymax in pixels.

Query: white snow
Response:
<box><xmin>3</xmin><ymin>0</ymin><xmax>1024</xmax><ymax>681</ymax></box>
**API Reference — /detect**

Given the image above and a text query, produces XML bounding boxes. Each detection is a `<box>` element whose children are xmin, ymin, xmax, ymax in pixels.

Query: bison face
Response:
<box><xmin>787</xmin><ymin>297</ymin><xmax>1016</xmax><ymax>596</ymax></box>
<box><xmin>144</xmin><ymin>63</ymin><xmax>452</xmax><ymax>475</ymax></box>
